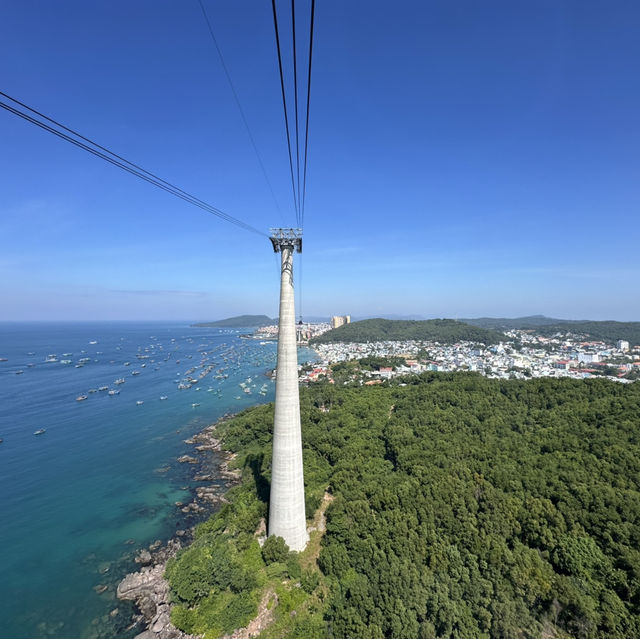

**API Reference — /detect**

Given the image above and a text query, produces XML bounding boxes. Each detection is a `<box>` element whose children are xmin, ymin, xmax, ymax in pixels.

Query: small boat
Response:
<box><xmin>89</xmin><ymin>340</ymin><xmax>97</xmax><ymax>345</ymax></box>
<box><xmin>136</xmin><ymin>400</ymin><xmax>144</xmax><ymax>405</ymax></box>
<box><xmin>16</xmin><ymin>370</ymin><xmax>24</xmax><ymax>375</ymax></box>
<box><xmin>34</xmin><ymin>429</ymin><xmax>46</xmax><ymax>436</ymax></box>
<box><xmin>98</xmin><ymin>386</ymin><xmax>108</xmax><ymax>391</ymax></box>
<box><xmin>160</xmin><ymin>396</ymin><xmax>168</xmax><ymax>400</ymax></box>
<box><xmin>88</xmin><ymin>389</ymin><xmax>97</xmax><ymax>393</ymax></box>
<box><xmin>191</xmin><ymin>403</ymin><xmax>200</xmax><ymax>407</ymax></box>
<box><xmin>114</xmin><ymin>378</ymin><xmax>125</xmax><ymax>385</ymax></box>
<box><xmin>76</xmin><ymin>395</ymin><xmax>88</xmax><ymax>402</ymax></box>
<box><xmin>131</xmin><ymin>371</ymin><xmax>140</xmax><ymax>376</ymax></box>
<box><xmin>108</xmin><ymin>389</ymin><xmax>120</xmax><ymax>396</ymax></box>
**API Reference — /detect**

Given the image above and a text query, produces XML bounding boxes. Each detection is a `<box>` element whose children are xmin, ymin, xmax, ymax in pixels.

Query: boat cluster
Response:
<box><xmin>2</xmin><ymin>330</ymin><xmax>278</xmax><ymax>442</ymax></box>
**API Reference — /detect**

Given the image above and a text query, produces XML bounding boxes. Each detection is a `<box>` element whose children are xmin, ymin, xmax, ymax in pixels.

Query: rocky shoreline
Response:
<box><xmin>116</xmin><ymin>419</ymin><xmax>241</xmax><ymax>639</ymax></box>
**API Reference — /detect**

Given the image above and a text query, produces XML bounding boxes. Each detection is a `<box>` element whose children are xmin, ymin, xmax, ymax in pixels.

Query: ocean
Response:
<box><xmin>0</xmin><ymin>321</ymin><xmax>315</xmax><ymax>639</ymax></box>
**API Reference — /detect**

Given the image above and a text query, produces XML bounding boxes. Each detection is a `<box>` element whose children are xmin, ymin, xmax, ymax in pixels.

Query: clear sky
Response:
<box><xmin>1</xmin><ymin>1</ymin><xmax>639</xmax><ymax>321</ymax></box>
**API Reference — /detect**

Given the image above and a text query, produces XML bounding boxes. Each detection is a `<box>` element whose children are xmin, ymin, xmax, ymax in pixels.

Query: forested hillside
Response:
<box><xmin>310</xmin><ymin>318</ymin><xmax>503</xmax><ymax>345</ymax></box>
<box><xmin>192</xmin><ymin>314</ymin><xmax>273</xmax><ymax>328</ymax></box>
<box><xmin>168</xmin><ymin>375</ymin><xmax>640</xmax><ymax>638</ymax></box>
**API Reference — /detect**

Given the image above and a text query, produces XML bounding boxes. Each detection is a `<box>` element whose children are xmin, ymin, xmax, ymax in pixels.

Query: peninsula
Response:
<box><xmin>192</xmin><ymin>315</ymin><xmax>274</xmax><ymax>328</ymax></box>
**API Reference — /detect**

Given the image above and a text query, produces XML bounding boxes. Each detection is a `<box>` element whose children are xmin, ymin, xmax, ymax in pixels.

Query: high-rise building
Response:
<box><xmin>331</xmin><ymin>315</ymin><xmax>351</xmax><ymax>329</ymax></box>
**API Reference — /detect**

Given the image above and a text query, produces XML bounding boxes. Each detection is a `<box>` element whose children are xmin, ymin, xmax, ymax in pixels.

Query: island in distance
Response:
<box><xmin>192</xmin><ymin>314</ymin><xmax>275</xmax><ymax>328</ymax></box>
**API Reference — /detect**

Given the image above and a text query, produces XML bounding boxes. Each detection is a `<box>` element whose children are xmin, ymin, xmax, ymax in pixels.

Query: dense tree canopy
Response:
<box><xmin>169</xmin><ymin>374</ymin><xmax>640</xmax><ymax>638</ymax></box>
<box><xmin>192</xmin><ymin>314</ymin><xmax>274</xmax><ymax>328</ymax></box>
<box><xmin>310</xmin><ymin>319</ymin><xmax>503</xmax><ymax>345</ymax></box>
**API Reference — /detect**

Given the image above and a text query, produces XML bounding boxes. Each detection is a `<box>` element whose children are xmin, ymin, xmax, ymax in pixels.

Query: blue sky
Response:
<box><xmin>1</xmin><ymin>0</ymin><xmax>639</xmax><ymax>321</ymax></box>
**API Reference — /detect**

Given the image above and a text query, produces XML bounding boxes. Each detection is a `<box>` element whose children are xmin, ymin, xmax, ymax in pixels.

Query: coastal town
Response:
<box><xmin>271</xmin><ymin>319</ymin><xmax>640</xmax><ymax>385</ymax></box>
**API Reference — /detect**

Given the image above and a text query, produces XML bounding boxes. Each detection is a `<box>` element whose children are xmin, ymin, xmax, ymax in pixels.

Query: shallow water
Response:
<box><xmin>0</xmin><ymin>321</ymin><xmax>314</xmax><ymax>638</ymax></box>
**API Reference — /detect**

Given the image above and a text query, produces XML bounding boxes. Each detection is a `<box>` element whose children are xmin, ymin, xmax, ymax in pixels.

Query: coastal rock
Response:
<box><xmin>195</xmin><ymin>444</ymin><xmax>218</xmax><ymax>452</ymax></box>
<box><xmin>118</xmin><ymin>415</ymin><xmax>242</xmax><ymax>639</ymax></box>
<box><xmin>181</xmin><ymin>502</ymin><xmax>205</xmax><ymax>514</ymax></box>
<box><xmin>196</xmin><ymin>487</ymin><xmax>221</xmax><ymax>503</ymax></box>
<box><xmin>118</xmin><ymin>564</ymin><xmax>199</xmax><ymax>639</ymax></box>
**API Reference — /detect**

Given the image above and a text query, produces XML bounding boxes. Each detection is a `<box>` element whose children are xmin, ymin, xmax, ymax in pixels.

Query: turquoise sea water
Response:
<box><xmin>0</xmin><ymin>322</ymin><xmax>314</xmax><ymax>639</ymax></box>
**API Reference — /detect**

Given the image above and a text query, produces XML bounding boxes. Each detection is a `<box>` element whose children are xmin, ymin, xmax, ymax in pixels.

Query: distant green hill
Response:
<box><xmin>463</xmin><ymin>316</ymin><xmax>640</xmax><ymax>346</ymax></box>
<box><xmin>192</xmin><ymin>315</ymin><xmax>274</xmax><ymax>328</ymax></box>
<box><xmin>310</xmin><ymin>318</ymin><xmax>504</xmax><ymax>345</ymax></box>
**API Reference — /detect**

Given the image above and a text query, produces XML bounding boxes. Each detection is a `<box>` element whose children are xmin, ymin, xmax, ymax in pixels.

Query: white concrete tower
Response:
<box><xmin>268</xmin><ymin>228</ymin><xmax>308</xmax><ymax>552</ymax></box>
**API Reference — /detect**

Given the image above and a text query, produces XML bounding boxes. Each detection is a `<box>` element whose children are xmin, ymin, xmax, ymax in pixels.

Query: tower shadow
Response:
<box><xmin>244</xmin><ymin>452</ymin><xmax>270</xmax><ymax>504</ymax></box>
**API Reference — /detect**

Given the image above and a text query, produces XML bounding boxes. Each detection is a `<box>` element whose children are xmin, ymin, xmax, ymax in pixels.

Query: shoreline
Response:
<box><xmin>116</xmin><ymin>416</ymin><xmax>242</xmax><ymax>639</ymax></box>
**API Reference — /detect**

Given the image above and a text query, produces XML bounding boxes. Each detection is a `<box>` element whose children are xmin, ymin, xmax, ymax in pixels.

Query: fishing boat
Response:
<box><xmin>98</xmin><ymin>386</ymin><xmax>108</xmax><ymax>391</ymax></box>
<box><xmin>114</xmin><ymin>378</ymin><xmax>125</xmax><ymax>385</ymax></box>
<box><xmin>191</xmin><ymin>403</ymin><xmax>200</xmax><ymax>407</ymax></box>
<box><xmin>76</xmin><ymin>395</ymin><xmax>88</xmax><ymax>402</ymax></box>
<box><xmin>136</xmin><ymin>400</ymin><xmax>144</xmax><ymax>405</ymax></box>
<box><xmin>33</xmin><ymin>429</ymin><xmax>46</xmax><ymax>436</ymax></box>
<box><xmin>108</xmin><ymin>389</ymin><xmax>120</xmax><ymax>396</ymax></box>
<box><xmin>160</xmin><ymin>396</ymin><xmax>168</xmax><ymax>400</ymax></box>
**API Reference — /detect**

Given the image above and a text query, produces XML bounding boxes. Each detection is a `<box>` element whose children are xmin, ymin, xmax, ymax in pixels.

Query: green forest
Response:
<box><xmin>192</xmin><ymin>315</ymin><xmax>274</xmax><ymax>328</ymax></box>
<box><xmin>167</xmin><ymin>374</ymin><xmax>640</xmax><ymax>638</ymax></box>
<box><xmin>310</xmin><ymin>319</ymin><xmax>504</xmax><ymax>345</ymax></box>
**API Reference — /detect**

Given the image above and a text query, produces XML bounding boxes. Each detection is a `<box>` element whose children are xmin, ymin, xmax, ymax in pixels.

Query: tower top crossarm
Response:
<box><xmin>269</xmin><ymin>228</ymin><xmax>302</xmax><ymax>253</ymax></box>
